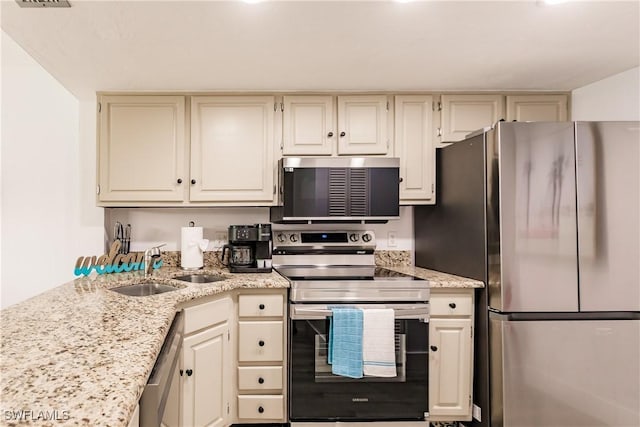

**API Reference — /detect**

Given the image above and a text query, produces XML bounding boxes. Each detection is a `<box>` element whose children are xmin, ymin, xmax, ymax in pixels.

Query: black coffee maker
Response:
<box><xmin>221</xmin><ymin>224</ymin><xmax>272</xmax><ymax>273</ymax></box>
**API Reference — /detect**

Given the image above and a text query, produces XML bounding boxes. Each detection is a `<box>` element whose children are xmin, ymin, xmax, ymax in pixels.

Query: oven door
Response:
<box><xmin>289</xmin><ymin>304</ymin><xmax>429</xmax><ymax>422</ymax></box>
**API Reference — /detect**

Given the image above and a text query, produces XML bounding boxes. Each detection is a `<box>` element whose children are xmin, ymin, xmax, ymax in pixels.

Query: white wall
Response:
<box><xmin>572</xmin><ymin>67</ymin><xmax>640</xmax><ymax>121</ymax></box>
<box><xmin>0</xmin><ymin>31</ymin><xmax>104</xmax><ymax>308</ymax></box>
<box><xmin>107</xmin><ymin>206</ymin><xmax>414</xmax><ymax>254</ymax></box>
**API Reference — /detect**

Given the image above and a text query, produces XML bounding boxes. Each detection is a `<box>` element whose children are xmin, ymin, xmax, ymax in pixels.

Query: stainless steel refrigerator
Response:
<box><xmin>414</xmin><ymin>121</ymin><xmax>640</xmax><ymax>427</ymax></box>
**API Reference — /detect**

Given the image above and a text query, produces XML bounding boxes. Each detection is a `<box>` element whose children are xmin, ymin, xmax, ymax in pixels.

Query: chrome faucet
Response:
<box><xmin>144</xmin><ymin>244</ymin><xmax>166</xmax><ymax>278</ymax></box>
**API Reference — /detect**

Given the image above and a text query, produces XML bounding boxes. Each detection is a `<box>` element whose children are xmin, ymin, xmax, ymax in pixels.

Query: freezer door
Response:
<box><xmin>490</xmin><ymin>315</ymin><xmax>640</xmax><ymax>427</ymax></box>
<box><xmin>493</xmin><ymin>122</ymin><xmax>579</xmax><ymax>312</ymax></box>
<box><xmin>576</xmin><ymin>122</ymin><xmax>640</xmax><ymax>312</ymax></box>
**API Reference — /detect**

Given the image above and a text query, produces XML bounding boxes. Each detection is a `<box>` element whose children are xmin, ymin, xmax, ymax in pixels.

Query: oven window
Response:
<box><xmin>289</xmin><ymin>317</ymin><xmax>428</xmax><ymax>421</ymax></box>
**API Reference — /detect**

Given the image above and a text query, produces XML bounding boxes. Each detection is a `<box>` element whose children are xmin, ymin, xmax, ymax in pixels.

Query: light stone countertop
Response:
<box><xmin>0</xmin><ymin>262</ymin><xmax>481</xmax><ymax>426</ymax></box>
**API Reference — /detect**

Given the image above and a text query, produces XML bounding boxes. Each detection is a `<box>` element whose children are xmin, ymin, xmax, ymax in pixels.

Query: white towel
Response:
<box><xmin>362</xmin><ymin>308</ymin><xmax>397</xmax><ymax>377</ymax></box>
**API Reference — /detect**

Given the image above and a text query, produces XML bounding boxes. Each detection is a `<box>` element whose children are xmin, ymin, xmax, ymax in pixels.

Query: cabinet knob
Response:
<box><xmin>177</xmin><ymin>178</ymin><xmax>183</xmax><ymax>184</ymax></box>
<box><xmin>339</xmin><ymin>131</ymin><xmax>346</xmax><ymax>137</ymax></box>
<box><xmin>449</xmin><ymin>303</ymin><xmax>457</xmax><ymax>309</ymax></box>
<box><xmin>399</xmin><ymin>177</ymin><xmax>404</xmax><ymax>183</ymax></box>
<box><xmin>430</xmin><ymin>345</ymin><xmax>438</xmax><ymax>352</ymax></box>
<box><xmin>186</xmin><ymin>369</ymin><xmax>193</xmax><ymax>376</ymax></box>
<box><xmin>259</xmin><ymin>304</ymin><xmax>265</xmax><ymax>310</ymax></box>
<box><xmin>258</xmin><ymin>340</ymin><xmax>265</xmax><ymax>347</ymax></box>
<box><xmin>258</xmin><ymin>377</ymin><xmax>265</xmax><ymax>384</ymax></box>
<box><xmin>258</xmin><ymin>406</ymin><xmax>265</xmax><ymax>414</ymax></box>
<box><xmin>327</xmin><ymin>131</ymin><xmax>334</xmax><ymax>137</ymax></box>
<box><xmin>191</xmin><ymin>179</ymin><xmax>196</xmax><ymax>185</ymax></box>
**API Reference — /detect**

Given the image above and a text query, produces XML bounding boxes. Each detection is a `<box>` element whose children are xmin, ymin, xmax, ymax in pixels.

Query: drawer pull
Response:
<box><xmin>186</xmin><ymin>369</ymin><xmax>193</xmax><ymax>376</ymax></box>
<box><xmin>258</xmin><ymin>377</ymin><xmax>265</xmax><ymax>384</ymax></box>
<box><xmin>258</xmin><ymin>340</ymin><xmax>265</xmax><ymax>347</ymax></box>
<box><xmin>430</xmin><ymin>345</ymin><xmax>438</xmax><ymax>352</ymax></box>
<box><xmin>259</xmin><ymin>304</ymin><xmax>265</xmax><ymax>310</ymax></box>
<box><xmin>449</xmin><ymin>302</ymin><xmax>457</xmax><ymax>309</ymax></box>
<box><xmin>258</xmin><ymin>406</ymin><xmax>265</xmax><ymax>414</ymax></box>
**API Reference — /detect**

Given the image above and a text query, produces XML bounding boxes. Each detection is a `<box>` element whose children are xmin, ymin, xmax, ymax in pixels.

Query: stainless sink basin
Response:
<box><xmin>110</xmin><ymin>283</ymin><xmax>181</xmax><ymax>297</ymax></box>
<box><xmin>173</xmin><ymin>274</ymin><xmax>226</xmax><ymax>284</ymax></box>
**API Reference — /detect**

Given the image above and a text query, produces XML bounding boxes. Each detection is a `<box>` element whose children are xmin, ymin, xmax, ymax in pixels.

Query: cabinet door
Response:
<box><xmin>182</xmin><ymin>322</ymin><xmax>231</xmax><ymax>427</ymax></box>
<box><xmin>506</xmin><ymin>94</ymin><xmax>568</xmax><ymax>122</ymax></box>
<box><xmin>161</xmin><ymin>355</ymin><xmax>182</xmax><ymax>427</ymax></box>
<box><xmin>98</xmin><ymin>95</ymin><xmax>186</xmax><ymax>202</ymax></box>
<box><xmin>337</xmin><ymin>95</ymin><xmax>390</xmax><ymax>155</ymax></box>
<box><xmin>282</xmin><ymin>95</ymin><xmax>335</xmax><ymax>155</ymax></box>
<box><xmin>429</xmin><ymin>318</ymin><xmax>473</xmax><ymax>418</ymax></box>
<box><xmin>190</xmin><ymin>96</ymin><xmax>275</xmax><ymax>203</ymax></box>
<box><xmin>395</xmin><ymin>95</ymin><xmax>435</xmax><ymax>204</ymax></box>
<box><xmin>440</xmin><ymin>94</ymin><xmax>504</xmax><ymax>142</ymax></box>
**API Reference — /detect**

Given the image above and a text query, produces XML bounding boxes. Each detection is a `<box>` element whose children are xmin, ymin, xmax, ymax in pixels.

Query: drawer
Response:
<box><xmin>238</xmin><ymin>366</ymin><xmax>283</xmax><ymax>391</ymax></box>
<box><xmin>238</xmin><ymin>321</ymin><xmax>284</xmax><ymax>362</ymax></box>
<box><xmin>184</xmin><ymin>297</ymin><xmax>232</xmax><ymax>334</ymax></box>
<box><xmin>431</xmin><ymin>292</ymin><xmax>473</xmax><ymax>316</ymax></box>
<box><xmin>237</xmin><ymin>395</ymin><xmax>284</xmax><ymax>421</ymax></box>
<box><xmin>239</xmin><ymin>294</ymin><xmax>284</xmax><ymax>318</ymax></box>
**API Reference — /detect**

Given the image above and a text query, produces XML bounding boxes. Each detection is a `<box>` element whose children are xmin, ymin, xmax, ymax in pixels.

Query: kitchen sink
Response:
<box><xmin>110</xmin><ymin>282</ymin><xmax>181</xmax><ymax>297</ymax></box>
<box><xmin>173</xmin><ymin>274</ymin><xmax>227</xmax><ymax>284</ymax></box>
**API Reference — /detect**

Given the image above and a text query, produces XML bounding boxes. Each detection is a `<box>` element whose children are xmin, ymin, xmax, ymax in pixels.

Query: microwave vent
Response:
<box><xmin>349</xmin><ymin>169</ymin><xmax>368</xmax><ymax>216</ymax></box>
<box><xmin>15</xmin><ymin>0</ymin><xmax>70</xmax><ymax>7</ymax></box>
<box><xmin>328</xmin><ymin>169</ymin><xmax>348</xmax><ymax>216</ymax></box>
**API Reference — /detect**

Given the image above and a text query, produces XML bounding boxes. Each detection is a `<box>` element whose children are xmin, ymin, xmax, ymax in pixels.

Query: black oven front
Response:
<box><xmin>288</xmin><ymin>303</ymin><xmax>429</xmax><ymax>422</ymax></box>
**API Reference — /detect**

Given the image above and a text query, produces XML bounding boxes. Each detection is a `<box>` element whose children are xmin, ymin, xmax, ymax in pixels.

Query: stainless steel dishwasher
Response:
<box><xmin>140</xmin><ymin>311</ymin><xmax>184</xmax><ymax>427</ymax></box>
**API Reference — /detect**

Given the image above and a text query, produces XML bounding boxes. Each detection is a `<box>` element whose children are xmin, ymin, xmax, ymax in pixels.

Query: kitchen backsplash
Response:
<box><xmin>162</xmin><ymin>249</ymin><xmax>413</xmax><ymax>268</ymax></box>
<box><xmin>105</xmin><ymin>206</ymin><xmax>415</xmax><ymax>253</ymax></box>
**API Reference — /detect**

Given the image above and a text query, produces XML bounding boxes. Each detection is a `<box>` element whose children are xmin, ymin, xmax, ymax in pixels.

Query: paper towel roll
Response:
<box><xmin>181</xmin><ymin>226</ymin><xmax>208</xmax><ymax>270</ymax></box>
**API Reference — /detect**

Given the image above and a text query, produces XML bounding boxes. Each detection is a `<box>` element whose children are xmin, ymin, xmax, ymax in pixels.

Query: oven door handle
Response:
<box><xmin>290</xmin><ymin>304</ymin><xmax>429</xmax><ymax>321</ymax></box>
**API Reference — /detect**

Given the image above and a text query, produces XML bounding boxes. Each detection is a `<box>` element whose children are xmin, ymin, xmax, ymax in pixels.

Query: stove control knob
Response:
<box><xmin>349</xmin><ymin>233</ymin><xmax>359</xmax><ymax>242</ymax></box>
<box><xmin>290</xmin><ymin>234</ymin><xmax>299</xmax><ymax>243</ymax></box>
<box><xmin>276</xmin><ymin>233</ymin><xmax>286</xmax><ymax>243</ymax></box>
<box><xmin>362</xmin><ymin>233</ymin><xmax>372</xmax><ymax>243</ymax></box>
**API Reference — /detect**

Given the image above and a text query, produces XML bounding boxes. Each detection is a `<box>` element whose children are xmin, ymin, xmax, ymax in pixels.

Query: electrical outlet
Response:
<box><xmin>473</xmin><ymin>404</ymin><xmax>482</xmax><ymax>421</ymax></box>
<box><xmin>387</xmin><ymin>231</ymin><xmax>397</xmax><ymax>247</ymax></box>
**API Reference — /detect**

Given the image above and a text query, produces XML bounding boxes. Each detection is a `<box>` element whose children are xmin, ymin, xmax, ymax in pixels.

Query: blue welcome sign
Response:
<box><xmin>74</xmin><ymin>241</ymin><xmax>163</xmax><ymax>276</ymax></box>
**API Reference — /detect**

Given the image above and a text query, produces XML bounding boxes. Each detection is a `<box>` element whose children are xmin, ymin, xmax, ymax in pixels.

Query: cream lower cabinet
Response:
<box><xmin>236</xmin><ymin>290</ymin><xmax>287</xmax><ymax>424</ymax></box>
<box><xmin>395</xmin><ymin>95</ymin><xmax>435</xmax><ymax>204</ymax></box>
<box><xmin>177</xmin><ymin>297</ymin><xmax>233</xmax><ymax>427</ymax></box>
<box><xmin>429</xmin><ymin>289</ymin><xmax>474</xmax><ymax>422</ymax></box>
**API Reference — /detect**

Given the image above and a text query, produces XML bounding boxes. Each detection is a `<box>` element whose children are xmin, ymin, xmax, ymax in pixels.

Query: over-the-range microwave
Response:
<box><xmin>269</xmin><ymin>157</ymin><xmax>400</xmax><ymax>223</ymax></box>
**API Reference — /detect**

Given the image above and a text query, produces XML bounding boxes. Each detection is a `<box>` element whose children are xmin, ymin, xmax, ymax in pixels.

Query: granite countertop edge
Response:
<box><xmin>0</xmin><ymin>264</ymin><xmax>481</xmax><ymax>426</ymax></box>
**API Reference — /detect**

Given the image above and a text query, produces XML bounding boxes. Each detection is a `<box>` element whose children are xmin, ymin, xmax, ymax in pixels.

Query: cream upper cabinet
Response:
<box><xmin>506</xmin><ymin>94</ymin><xmax>568</xmax><ymax>122</ymax></box>
<box><xmin>282</xmin><ymin>95</ymin><xmax>334</xmax><ymax>156</ymax></box>
<box><xmin>394</xmin><ymin>95</ymin><xmax>435</xmax><ymax>204</ymax></box>
<box><xmin>429</xmin><ymin>289</ymin><xmax>475</xmax><ymax>422</ymax></box>
<box><xmin>337</xmin><ymin>95</ymin><xmax>390</xmax><ymax>155</ymax></box>
<box><xmin>282</xmin><ymin>95</ymin><xmax>391</xmax><ymax>156</ymax></box>
<box><xmin>440</xmin><ymin>94</ymin><xmax>504</xmax><ymax>142</ymax></box>
<box><xmin>190</xmin><ymin>96</ymin><xmax>276</xmax><ymax>204</ymax></box>
<box><xmin>98</xmin><ymin>95</ymin><xmax>187</xmax><ymax>202</ymax></box>
<box><xmin>181</xmin><ymin>297</ymin><xmax>233</xmax><ymax>427</ymax></box>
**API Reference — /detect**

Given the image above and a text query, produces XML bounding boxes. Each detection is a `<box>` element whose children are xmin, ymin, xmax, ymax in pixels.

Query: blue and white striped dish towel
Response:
<box><xmin>328</xmin><ymin>307</ymin><xmax>363</xmax><ymax>378</ymax></box>
<box><xmin>362</xmin><ymin>308</ymin><xmax>397</xmax><ymax>377</ymax></box>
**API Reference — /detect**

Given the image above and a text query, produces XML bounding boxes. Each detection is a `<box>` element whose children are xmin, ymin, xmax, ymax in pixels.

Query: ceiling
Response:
<box><xmin>1</xmin><ymin>0</ymin><xmax>639</xmax><ymax>99</ymax></box>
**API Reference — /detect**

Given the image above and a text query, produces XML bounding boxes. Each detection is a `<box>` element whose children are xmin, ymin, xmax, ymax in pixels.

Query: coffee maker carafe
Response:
<box><xmin>221</xmin><ymin>224</ymin><xmax>272</xmax><ymax>273</ymax></box>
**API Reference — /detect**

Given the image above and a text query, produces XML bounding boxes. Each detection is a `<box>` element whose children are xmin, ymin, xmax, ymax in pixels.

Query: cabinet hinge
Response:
<box><xmin>437</xmin><ymin>101</ymin><xmax>442</xmax><ymax>111</ymax></box>
<box><xmin>273</xmin><ymin>185</ymin><xmax>277</xmax><ymax>195</ymax></box>
<box><xmin>96</xmin><ymin>185</ymin><xmax>100</xmax><ymax>195</ymax></box>
<box><xmin>386</xmin><ymin>101</ymin><xmax>389</xmax><ymax>111</ymax></box>
<box><xmin>274</xmin><ymin>102</ymin><xmax>277</xmax><ymax>112</ymax></box>
<box><xmin>431</xmin><ymin>183</ymin><xmax>434</xmax><ymax>194</ymax></box>
<box><xmin>98</xmin><ymin>102</ymin><xmax>101</xmax><ymax>113</ymax></box>
<box><xmin>436</xmin><ymin>127</ymin><xmax>443</xmax><ymax>137</ymax></box>
<box><xmin>227</xmin><ymin>402</ymin><xmax>230</xmax><ymax>414</ymax></box>
<box><xmin>281</xmin><ymin>102</ymin><xmax>284</xmax><ymax>112</ymax></box>
<box><xmin>227</xmin><ymin>330</ymin><xmax>230</xmax><ymax>341</ymax></box>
